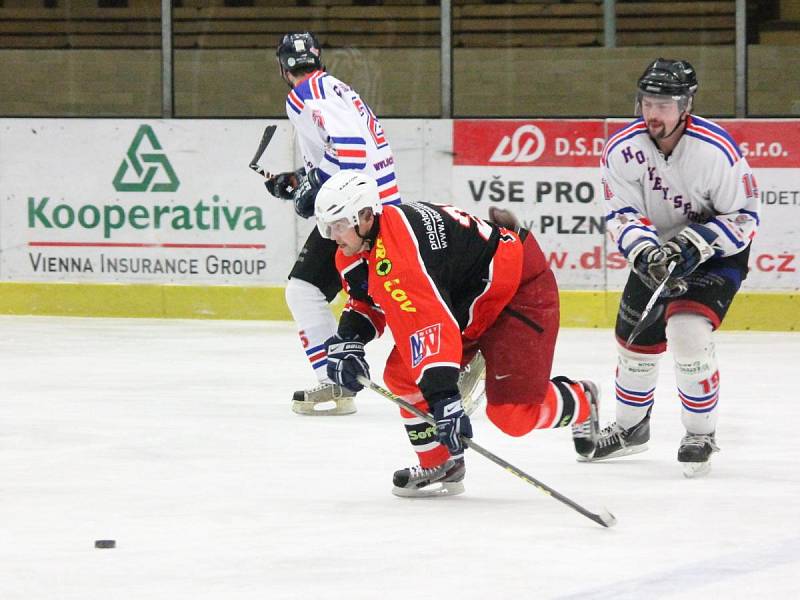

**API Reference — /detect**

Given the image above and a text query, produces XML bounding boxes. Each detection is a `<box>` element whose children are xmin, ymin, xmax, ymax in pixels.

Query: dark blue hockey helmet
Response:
<box><xmin>276</xmin><ymin>32</ymin><xmax>322</xmax><ymax>72</ymax></box>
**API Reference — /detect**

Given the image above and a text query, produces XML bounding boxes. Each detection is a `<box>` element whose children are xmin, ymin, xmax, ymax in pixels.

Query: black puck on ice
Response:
<box><xmin>94</xmin><ymin>539</ymin><xmax>116</xmax><ymax>549</ymax></box>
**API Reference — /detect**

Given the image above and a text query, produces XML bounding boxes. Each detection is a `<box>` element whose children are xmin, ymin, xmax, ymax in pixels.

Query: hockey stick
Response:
<box><xmin>357</xmin><ymin>375</ymin><xmax>617</xmax><ymax>528</ymax></box>
<box><xmin>625</xmin><ymin>260</ymin><xmax>677</xmax><ymax>348</ymax></box>
<box><xmin>248</xmin><ymin>124</ymin><xmax>278</xmax><ymax>179</ymax></box>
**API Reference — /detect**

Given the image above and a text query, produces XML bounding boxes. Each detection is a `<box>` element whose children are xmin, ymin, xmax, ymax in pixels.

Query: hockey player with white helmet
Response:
<box><xmin>266</xmin><ymin>32</ymin><xmax>485</xmax><ymax>416</ymax></box>
<box><xmin>314</xmin><ymin>171</ymin><xmax>601</xmax><ymax>497</ymax></box>
<box><xmin>579</xmin><ymin>58</ymin><xmax>760</xmax><ymax>476</ymax></box>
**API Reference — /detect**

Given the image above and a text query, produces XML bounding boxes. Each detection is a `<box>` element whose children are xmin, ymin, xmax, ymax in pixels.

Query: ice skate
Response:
<box><xmin>458</xmin><ymin>351</ymin><xmax>486</xmax><ymax>416</ymax></box>
<box><xmin>572</xmin><ymin>380</ymin><xmax>601</xmax><ymax>459</ymax></box>
<box><xmin>291</xmin><ymin>382</ymin><xmax>357</xmax><ymax>416</ymax></box>
<box><xmin>678</xmin><ymin>432</ymin><xmax>719</xmax><ymax>478</ymax></box>
<box><xmin>579</xmin><ymin>410</ymin><xmax>651</xmax><ymax>462</ymax></box>
<box><xmin>392</xmin><ymin>457</ymin><xmax>466</xmax><ymax>498</ymax></box>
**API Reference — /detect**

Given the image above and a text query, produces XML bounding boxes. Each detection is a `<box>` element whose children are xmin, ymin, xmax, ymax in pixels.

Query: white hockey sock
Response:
<box><xmin>666</xmin><ymin>314</ymin><xmax>719</xmax><ymax>435</ymax></box>
<box><xmin>285</xmin><ymin>278</ymin><xmax>338</xmax><ymax>384</ymax></box>
<box><xmin>615</xmin><ymin>345</ymin><xmax>662</xmax><ymax>430</ymax></box>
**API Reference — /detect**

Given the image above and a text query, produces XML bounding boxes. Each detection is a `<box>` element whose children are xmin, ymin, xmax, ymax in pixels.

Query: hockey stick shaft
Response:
<box><xmin>626</xmin><ymin>260</ymin><xmax>677</xmax><ymax>347</ymax></box>
<box><xmin>248</xmin><ymin>124</ymin><xmax>278</xmax><ymax>178</ymax></box>
<box><xmin>357</xmin><ymin>376</ymin><xmax>616</xmax><ymax>528</ymax></box>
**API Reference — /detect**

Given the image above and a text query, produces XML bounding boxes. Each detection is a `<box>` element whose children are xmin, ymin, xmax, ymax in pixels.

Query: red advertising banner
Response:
<box><xmin>717</xmin><ymin>119</ymin><xmax>800</xmax><ymax>168</ymax></box>
<box><xmin>456</xmin><ymin>119</ymin><xmax>800</xmax><ymax>169</ymax></box>
<box><xmin>454</xmin><ymin>120</ymin><xmax>606</xmax><ymax>167</ymax></box>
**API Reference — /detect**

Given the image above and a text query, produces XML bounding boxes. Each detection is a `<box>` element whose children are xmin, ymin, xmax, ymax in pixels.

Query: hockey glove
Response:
<box><xmin>325</xmin><ymin>334</ymin><xmax>369</xmax><ymax>393</ymax></box>
<box><xmin>432</xmin><ymin>395</ymin><xmax>473</xmax><ymax>454</ymax></box>
<box><xmin>265</xmin><ymin>168</ymin><xmax>305</xmax><ymax>200</ymax></box>
<box><xmin>660</xmin><ymin>224</ymin><xmax>719</xmax><ymax>279</ymax></box>
<box><xmin>292</xmin><ymin>167</ymin><xmax>324</xmax><ymax>218</ymax></box>
<box><xmin>633</xmin><ymin>245</ymin><xmax>688</xmax><ymax>297</ymax></box>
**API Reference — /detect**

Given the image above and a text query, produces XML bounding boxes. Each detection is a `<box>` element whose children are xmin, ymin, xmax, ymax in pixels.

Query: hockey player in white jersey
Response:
<box><xmin>266</xmin><ymin>32</ymin><xmax>486</xmax><ymax>416</ymax></box>
<box><xmin>576</xmin><ymin>58</ymin><xmax>759</xmax><ymax>476</ymax></box>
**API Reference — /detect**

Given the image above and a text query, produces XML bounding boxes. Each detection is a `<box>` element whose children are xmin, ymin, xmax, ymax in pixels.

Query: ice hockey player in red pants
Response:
<box><xmin>313</xmin><ymin>171</ymin><xmax>601</xmax><ymax>497</ymax></box>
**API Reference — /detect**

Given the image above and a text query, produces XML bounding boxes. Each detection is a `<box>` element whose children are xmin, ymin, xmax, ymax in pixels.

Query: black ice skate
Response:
<box><xmin>291</xmin><ymin>382</ymin><xmax>356</xmax><ymax>416</ymax></box>
<box><xmin>579</xmin><ymin>409</ymin><xmax>651</xmax><ymax>462</ymax></box>
<box><xmin>678</xmin><ymin>432</ymin><xmax>719</xmax><ymax>478</ymax></box>
<box><xmin>392</xmin><ymin>457</ymin><xmax>466</xmax><ymax>498</ymax></box>
<box><xmin>571</xmin><ymin>380</ymin><xmax>601</xmax><ymax>459</ymax></box>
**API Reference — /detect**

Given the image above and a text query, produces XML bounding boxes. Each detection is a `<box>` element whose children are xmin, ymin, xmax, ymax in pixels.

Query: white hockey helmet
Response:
<box><xmin>314</xmin><ymin>171</ymin><xmax>382</xmax><ymax>239</ymax></box>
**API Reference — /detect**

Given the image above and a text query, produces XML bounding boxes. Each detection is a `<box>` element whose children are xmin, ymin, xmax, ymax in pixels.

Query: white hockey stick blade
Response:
<box><xmin>597</xmin><ymin>509</ymin><xmax>618</xmax><ymax>528</ymax></box>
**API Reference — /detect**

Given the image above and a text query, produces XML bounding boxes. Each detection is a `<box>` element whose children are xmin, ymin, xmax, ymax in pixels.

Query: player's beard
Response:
<box><xmin>647</xmin><ymin>120</ymin><xmax>666</xmax><ymax>139</ymax></box>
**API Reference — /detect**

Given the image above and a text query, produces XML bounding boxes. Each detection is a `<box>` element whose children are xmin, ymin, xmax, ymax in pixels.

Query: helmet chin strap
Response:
<box><xmin>356</xmin><ymin>214</ymin><xmax>380</xmax><ymax>251</ymax></box>
<box><xmin>661</xmin><ymin>112</ymin><xmax>687</xmax><ymax>140</ymax></box>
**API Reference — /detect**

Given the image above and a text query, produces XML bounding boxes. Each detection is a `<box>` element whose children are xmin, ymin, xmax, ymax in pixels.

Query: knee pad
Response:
<box><xmin>666</xmin><ymin>313</ymin><xmax>715</xmax><ymax>371</ymax></box>
<box><xmin>616</xmin><ymin>345</ymin><xmax>662</xmax><ymax>380</ymax></box>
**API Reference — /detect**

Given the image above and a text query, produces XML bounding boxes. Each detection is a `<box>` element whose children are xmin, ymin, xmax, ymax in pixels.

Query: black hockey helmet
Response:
<box><xmin>636</xmin><ymin>58</ymin><xmax>697</xmax><ymax>114</ymax></box>
<box><xmin>276</xmin><ymin>32</ymin><xmax>322</xmax><ymax>72</ymax></box>
<box><xmin>637</xmin><ymin>58</ymin><xmax>698</xmax><ymax>97</ymax></box>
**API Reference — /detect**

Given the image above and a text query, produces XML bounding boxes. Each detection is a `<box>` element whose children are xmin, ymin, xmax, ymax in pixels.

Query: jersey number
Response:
<box><xmin>352</xmin><ymin>97</ymin><xmax>387</xmax><ymax>149</ymax></box>
<box><xmin>441</xmin><ymin>206</ymin><xmax>493</xmax><ymax>241</ymax></box>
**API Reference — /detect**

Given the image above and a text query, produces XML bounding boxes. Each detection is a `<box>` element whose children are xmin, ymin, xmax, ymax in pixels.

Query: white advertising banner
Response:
<box><xmin>2</xmin><ymin>118</ymin><xmax>798</xmax><ymax>292</ymax></box>
<box><xmin>452</xmin><ymin>119</ymin><xmax>800</xmax><ymax>291</ymax></box>
<box><xmin>1</xmin><ymin>119</ymin><xmax>297</xmax><ymax>285</ymax></box>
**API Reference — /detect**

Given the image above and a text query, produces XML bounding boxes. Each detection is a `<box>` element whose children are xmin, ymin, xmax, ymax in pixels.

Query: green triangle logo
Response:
<box><xmin>112</xmin><ymin>125</ymin><xmax>180</xmax><ymax>192</ymax></box>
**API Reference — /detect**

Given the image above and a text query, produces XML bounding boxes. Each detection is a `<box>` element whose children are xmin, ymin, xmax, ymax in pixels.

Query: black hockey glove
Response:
<box><xmin>659</xmin><ymin>224</ymin><xmax>719</xmax><ymax>279</ymax></box>
<box><xmin>292</xmin><ymin>167</ymin><xmax>324</xmax><ymax>219</ymax></box>
<box><xmin>325</xmin><ymin>334</ymin><xmax>369</xmax><ymax>393</ymax></box>
<box><xmin>633</xmin><ymin>245</ymin><xmax>687</xmax><ymax>297</ymax></box>
<box><xmin>432</xmin><ymin>395</ymin><xmax>473</xmax><ymax>454</ymax></box>
<box><xmin>265</xmin><ymin>168</ymin><xmax>305</xmax><ymax>200</ymax></box>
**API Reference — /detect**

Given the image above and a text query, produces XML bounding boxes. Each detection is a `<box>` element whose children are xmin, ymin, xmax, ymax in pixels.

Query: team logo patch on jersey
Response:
<box><xmin>376</xmin><ymin>259</ymin><xmax>392</xmax><ymax>276</ymax></box>
<box><xmin>312</xmin><ymin>109</ymin><xmax>325</xmax><ymax>129</ymax></box>
<box><xmin>410</xmin><ymin>324</ymin><xmax>441</xmax><ymax>367</ymax></box>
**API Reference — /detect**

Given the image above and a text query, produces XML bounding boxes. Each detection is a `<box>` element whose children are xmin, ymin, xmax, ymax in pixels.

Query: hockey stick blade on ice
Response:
<box><xmin>248</xmin><ymin>124</ymin><xmax>278</xmax><ymax>179</ymax></box>
<box><xmin>626</xmin><ymin>260</ymin><xmax>677</xmax><ymax>348</ymax></box>
<box><xmin>357</xmin><ymin>376</ymin><xmax>617</xmax><ymax>528</ymax></box>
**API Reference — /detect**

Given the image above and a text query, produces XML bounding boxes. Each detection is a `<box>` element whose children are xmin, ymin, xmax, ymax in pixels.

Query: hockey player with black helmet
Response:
<box><xmin>264</xmin><ymin>32</ymin><xmax>486</xmax><ymax>416</ymax></box>
<box><xmin>579</xmin><ymin>58</ymin><xmax>760</xmax><ymax>477</ymax></box>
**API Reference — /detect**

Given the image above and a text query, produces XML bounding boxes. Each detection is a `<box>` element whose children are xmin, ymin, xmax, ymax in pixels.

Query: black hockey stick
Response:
<box><xmin>626</xmin><ymin>260</ymin><xmax>677</xmax><ymax>347</ymax></box>
<box><xmin>357</xmin><ymin>376</ymin><xmax>617</xmax><ymax>528</ymax></box>
<box><xmin>248</xmin><ymin>124</ymin><xmax>278</xmax><ymax>179</ymax></box>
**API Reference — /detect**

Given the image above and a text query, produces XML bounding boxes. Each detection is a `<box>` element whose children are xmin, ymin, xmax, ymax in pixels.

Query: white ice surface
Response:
<box><xmin>1</xmin><ymin>316</ymin><xmax>798</xmax><ymax>599</ymax></box>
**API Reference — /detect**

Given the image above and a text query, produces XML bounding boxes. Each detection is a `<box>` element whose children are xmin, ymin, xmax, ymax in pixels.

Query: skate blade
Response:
<box><xmin>392</xmin><ymin>481</ymin><xmax>465</xmax><ymax>498</ymax></box>
<box><xmin>682</xmin><ymin>461</ymin><xmax>712</xmax><ymax>478</ymax></box>
<box><xmin>291</xmin><ymin>397</ymin><xmax>357</xmax><ymax>416</ymax></box>
<box><xmin>577</xmin><ymin>443</ymin><xmax>649</xmax><ymax>463</ymax></box>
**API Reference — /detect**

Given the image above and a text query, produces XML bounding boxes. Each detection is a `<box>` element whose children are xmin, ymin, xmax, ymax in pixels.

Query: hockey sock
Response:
<box><xmin>615</xmin><ymin>345</ymin><xmax>661</xmax><ymax>430</ymax></box>
<box><xmin>400</xmin><ymin>395</ymin><xmax>451</xmax><ymax>468</ymax></box>
<box><xmin>666</xmin><ymin>314</ymin><xmax>719</xmax><ymax>435</ymax></box>
<box><xmin>533</xmin><ymin>377</ymin><xmax>591</xmax><ymax>429</ymax></box>
<box><xmin>486</xmin><ymin>378</ymin><xmax>591</xmax><ymax>436</ymax></box>
<box><xmin>285</xmin><ymin>278</ymin><xmax>338</xmax><ymax>383</ymax></box>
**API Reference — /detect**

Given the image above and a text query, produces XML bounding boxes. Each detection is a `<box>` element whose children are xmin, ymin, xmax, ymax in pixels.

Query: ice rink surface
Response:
<box><xmin>1</xmin><ymin>315</ymin><xmax>798</xmax><ymax>599</ymax></box>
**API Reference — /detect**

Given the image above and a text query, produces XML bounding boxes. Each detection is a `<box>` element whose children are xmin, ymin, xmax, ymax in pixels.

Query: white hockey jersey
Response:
<box><xmin>601</xmin><ymin>115</ymin><xmax>760</xmax><ymax>261</ymax></box>
<box><xmin>285</xmin><ymin>70</ymin><xmax>401</xmax><ymax>206</ymax></box>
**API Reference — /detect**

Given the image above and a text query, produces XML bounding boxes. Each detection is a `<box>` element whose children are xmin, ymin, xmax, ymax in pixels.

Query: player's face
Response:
<box><xmin>329</xmin><ymin>219</ymin><xmax>366</xmax><ymax>256</ymax></box>
<box><xmin>640</xmin><ymin>95</ymin><xmax>681</xmax><ymax>139</ymax></box>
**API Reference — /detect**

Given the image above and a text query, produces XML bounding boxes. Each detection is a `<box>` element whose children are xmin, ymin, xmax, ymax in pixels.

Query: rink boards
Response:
<box><xmin>1</xmin><ymin>118</ymin><xmax>798</xmax><ymax>330</ymax></box>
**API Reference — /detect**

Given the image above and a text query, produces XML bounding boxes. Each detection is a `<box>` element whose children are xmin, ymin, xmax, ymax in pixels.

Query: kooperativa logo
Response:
<box><xmin>112</xmin><ymin>125</ymin><xmax>180</xmax><ymax>193</ymax></box>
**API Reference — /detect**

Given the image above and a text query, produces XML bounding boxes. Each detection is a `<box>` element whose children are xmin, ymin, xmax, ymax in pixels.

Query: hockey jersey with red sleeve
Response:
<box><xmin>336</xmin><ymin>202</ymin><xmax>524</xmax><ymax>404</ymax></box>
<box><xmin>285</xmin><ymin>70</ymin><xmax>401</xmax><ymax>206</ymax></box>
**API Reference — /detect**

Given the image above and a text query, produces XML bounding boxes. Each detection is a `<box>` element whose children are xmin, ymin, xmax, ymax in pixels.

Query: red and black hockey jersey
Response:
<box><xmin>336</xmin><ymin>202</ymin><xmax>530</xmax><ymax>404</ymax></box>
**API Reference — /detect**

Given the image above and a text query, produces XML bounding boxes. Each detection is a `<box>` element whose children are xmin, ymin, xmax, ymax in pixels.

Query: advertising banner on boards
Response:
<box><xmin>0</xmin><ymin>119</ymin><xmax>296</xmax><ymax>285</ymax></box>
<box><xmin>452</xmin><ymin>118</ymin><xmax>800</xmax><ymax>291</ymax></box>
